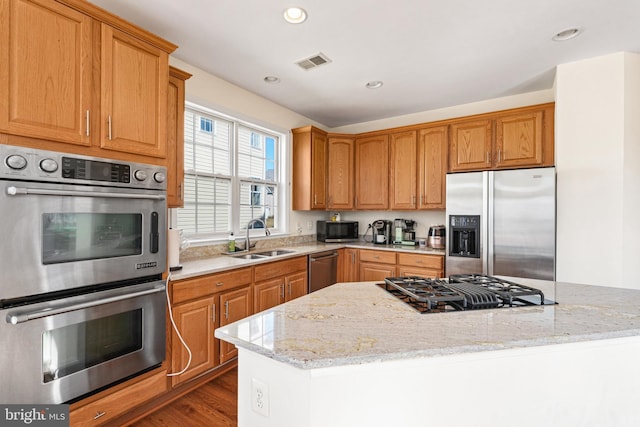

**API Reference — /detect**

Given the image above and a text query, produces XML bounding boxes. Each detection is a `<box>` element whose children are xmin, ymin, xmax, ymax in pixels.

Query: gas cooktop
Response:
<box><xmin>380</xmin><ymin>274</ymin><xmax>556</xmax><ymax>314</ymax></box>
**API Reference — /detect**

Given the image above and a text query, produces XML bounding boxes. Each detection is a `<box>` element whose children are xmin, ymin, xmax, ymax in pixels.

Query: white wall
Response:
<box><xmin>555</xmin><ymin>52</ymin><xmax>640</xmax><ymax>288</ymax></box>
<box><xmin>169</xmin><ymin>57</ymin><xmax>329</xmax><ymax>235</ymax></box>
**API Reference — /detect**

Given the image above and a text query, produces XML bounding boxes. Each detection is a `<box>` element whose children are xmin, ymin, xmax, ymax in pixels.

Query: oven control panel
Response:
<box><xmin>0</xmin><ymin>144</ymin><xmax>166</xmax><ymax>190</ymax></box>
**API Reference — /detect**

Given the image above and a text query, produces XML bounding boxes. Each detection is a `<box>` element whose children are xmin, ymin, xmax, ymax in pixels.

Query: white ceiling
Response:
<box><xmin>89</xmin><ymin>0</ymin><xmax>640</xmax><ymax>128</ymax></box>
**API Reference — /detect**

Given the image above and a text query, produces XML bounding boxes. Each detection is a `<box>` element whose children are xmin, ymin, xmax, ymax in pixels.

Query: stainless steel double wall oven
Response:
<box><xmin>0</xmin><ymin>145</ymin><xmax>167</xmax><ymax>404</ymax></box>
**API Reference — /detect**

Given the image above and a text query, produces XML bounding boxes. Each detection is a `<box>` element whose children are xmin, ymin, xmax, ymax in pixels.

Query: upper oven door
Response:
<box><xmin>0</xmin><ymin>180</ymin><xmax>166</xmax><ymax>300</ymax></box>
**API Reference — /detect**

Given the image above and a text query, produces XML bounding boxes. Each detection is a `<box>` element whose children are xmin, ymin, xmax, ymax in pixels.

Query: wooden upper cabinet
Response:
<box><xmin>0</xmin><ymin>0</ymin><xmax>93</xmax><ymax>146</ymax></box>
<box><xmin>0</xmin><ymin>0</ymin><xmax>178</xmax><ymax>163</ymax></box>
<box><xmin>327</xmin><ymin>136</ymin><xmax>355</xmax><ymax>210</ymax></box>
<box><xmin>355</xmin><ymin>134</ymin><xmax>389</xmax><ymax>210</ymax></box>
<box><xmin>418</xmin><ymin>126</ymin><xmax>448</xmax><ymax>209</ymax></box>
<box><xmin>449</xmin><ymin>104</ymin><xmax>554</xmax><ymax>172</ymax></box>
<box><xmin>167</xmin><ymin>66</ymin><xmax>191</xmax><ymax>208</ymax></box>
<box><xmin>100</xmin><ymin>25</ymin><xmax>169</xmax><ymax>158</ymax></box>
<box><xmin>449</xmin><ymin>119</ymin><xmax>493</xmax><ymax>172</ymax></box>
<box><xmin>390</xmin><ymin>130</ymin><xmax>417</xmax><ymax>210</ymax></box>
<box><xmin>292</xmin><ymin>126</ymin><xmax>328</xmax><ymax>210</ymax></box>
<box><xmin>495</xmin><ymin>110</ymin><xmax>544</xmax><ymax>168</ymax></box>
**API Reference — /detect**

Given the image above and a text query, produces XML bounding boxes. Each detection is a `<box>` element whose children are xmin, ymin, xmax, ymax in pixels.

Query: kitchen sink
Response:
<box><xmin>254</xmin><ymin>249</ymin><xmax>295</xmax><ymax>257</ymax></box>
<box><xmin>231</xmin><ymin>253</ymin><xmax>268</xmax><ymax>260</ymax></box>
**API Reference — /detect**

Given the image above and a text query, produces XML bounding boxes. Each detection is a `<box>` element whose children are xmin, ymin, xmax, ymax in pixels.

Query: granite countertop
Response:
<box><xmin>214</xmin><ymin>278</ymin><xmax>640</xmax><ymax>369</ymax></box>
<box><xmin>170</xmin><ymin>241</ymin><xmax>445</xmax><ymax>281</ymax></box>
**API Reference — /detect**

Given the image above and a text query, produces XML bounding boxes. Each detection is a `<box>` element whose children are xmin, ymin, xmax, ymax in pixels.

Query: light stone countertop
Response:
<box><xmin>169</xmin><ymin>241</ymin><xmax>445</xmax><ymax>281</ymax></box>
<box><xmin>214</xmin><ymin>278</ymin><xmax>640</xmax><ymax>369</ymax></box>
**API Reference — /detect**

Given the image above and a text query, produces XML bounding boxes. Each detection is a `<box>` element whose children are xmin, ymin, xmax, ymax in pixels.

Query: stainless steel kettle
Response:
<box><xmin>427</xmin><ymin>225</ymin><xmax>446</xmax><ymax>249</ymax></box>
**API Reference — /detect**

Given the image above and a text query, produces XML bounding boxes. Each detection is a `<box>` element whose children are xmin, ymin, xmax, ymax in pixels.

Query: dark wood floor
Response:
<box><xmin>132</xmin><ymin>368</ymin><xmax>238</xmax><ymax>427</ymax></box>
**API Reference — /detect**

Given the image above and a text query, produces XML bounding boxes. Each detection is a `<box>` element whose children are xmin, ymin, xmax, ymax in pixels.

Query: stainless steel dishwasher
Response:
<box><xmin>308</xmin><ymin>250</ymin><xmax>338</xmax><ymax>293</ymax></box>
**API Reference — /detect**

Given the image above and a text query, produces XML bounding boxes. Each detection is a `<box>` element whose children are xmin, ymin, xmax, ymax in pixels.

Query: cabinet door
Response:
<box><xmin>327</xmin><ymin>137</ymin><xmax>355</xmax><ymax>210</ymax></box>
<box><xmin>219</xmin><ymin>287</ymin><xmax>251</xmax><ymax>363</ymax></box>
<box><xmin>311</xmin><ymin>130</ymin><xmax>328</xmax><ymax>209</ymax></box>
<box><xmin>495</xmin><ymin>110</ymin><xmax>543</xmax><ymax>168</ymax></box>
<box><xmin>449</xmin><ymin>119</ymin><xmax>492</xmax><ymax>172</ymax></box>
<box><xmin>100</xmin><ymin>24</ymin><xmax>168</xmax><ymax>158</ymax></box>
<box><xmin>292</xmin><ymin>126</ymin><xmax>328</xmax><ymax>210</ymax></box>
<box><xmin>167</xmin><ymin>67</ymin><xmax>191</xmax><ymax>207</ymax></box>
<box><xmin>286</xmin><ymin>271</ymin><xmax>308</xmax><ymax>301</ymax></box>
<box><xmin>170</xmin><ymin>296</ymin><xmax>217</xmax><ymax>386</ymax></box>
<box><xmin>418</xmin><ymin>126</ymin><xmax>448</xmax><ymax>209</ymax></box>
<box><xmin>355</xmin><ymin>134</ymin><xmax>389</xmax><ymax>209</ymax></box>
<box><xmin>0</xmin><ymin>0</ymin><xmax>92</xmax><ymax>146</ymax></box>
<box><xmin>254</xmin><ymin>278</ymin><xmax>284</xmax><ymax>313</ymax></box>
<box><xmin>390</xmin><ymin>130</ymin><xmax>417</xmax><ymax>210</ymax></box>
<box><xmin>343</xmin><ymin>248</ymin><xmax>359</xmax><ymax>282</ymax></box>
<box><xmin>359</xmin><ymin>262</ymin><xmax>397</xmax><ymax>282</ymax></box>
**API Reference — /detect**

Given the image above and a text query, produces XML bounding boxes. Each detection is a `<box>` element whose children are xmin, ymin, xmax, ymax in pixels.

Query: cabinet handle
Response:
<box><xmin>85</xmin><ymin>110</ymin><xmax>90</xmax><ymax>136</ymax></box>
<box><xmin>281</xmin><ymin>284</ymin><xmax>285</xmax><ymax>299</ymax></box>
<box><xmin>497</xmin><ymin>149</ymin><xmax>502</xmax><ymax>163</ymax></box>
<box><xmin>354</xmin><ymin>196</ymin><xmax>358</xmax><ymax>207</ymax></box>
<box><xmin>212</xmin><ymin>303</ymin><xmax>216</xmax><ymax>324</ymax></box>
<box><xmin>224</xmin><ymin>301</ymin><xmax>229</xmax><ymax>319</ymax></box>
<box><xmin>288</xmin><ymin>283</ymin><xmax>292</xmax><ymax>297</ymax></box>
<box><xmin>216</xmin><ymin>282</ymin><xmax>224</xmax><ymax>287</ymax></box>
<box><xmin>351</xmin><ymin>252</ymin><xmax>355</xmax><ymax>264</ymax></box>
<box><xmin>486</xmin><ymin>152</ymin><xmax>490</xmax><ymax>164</ymax></box>
<box><xmin>107</xmin><ymin>115</ymin><xmax>112</xmax><ymax>140</ymax></box>
<box><xmin>178</xmin><ymin>183</ymin><xmax>183</xmax><ymax>200</ymax></box>
<box><xmin>412</xmin><ymin>195</ymin><xmax>416</xmax><ymax>206</ymax></box>
<box><xmin>94</xmin><ymin>412</ymin><xmax>106</xmax><ymax>420</ymax></box>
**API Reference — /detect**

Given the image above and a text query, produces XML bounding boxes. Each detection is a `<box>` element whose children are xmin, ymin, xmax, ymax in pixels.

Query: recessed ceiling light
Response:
<box><xmin>552</xmin><ymin>27</ymin><xmax>582</xmax><ymax>42</ymax></box>
<box><xmin>263</xmin><ymin>76</ymin><xmax>280</xmax><ymax>84</ymax></box>
<box><xmin>283</xmin><ymin>7</ymin><xmax>307</xmax><ymax>24</ymax></box>
<box><xmin>366</xmin><ymin>81</ymin><xmax>383</xmax><ymax>89</ymax></box>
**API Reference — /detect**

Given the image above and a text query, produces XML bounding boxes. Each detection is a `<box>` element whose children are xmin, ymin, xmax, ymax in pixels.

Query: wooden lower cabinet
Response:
<box><xmin>397</xmin><ymin>253</ymin><xmax>444</xmax><ymax>278</ymax></box>
<box><xmin>358</xmin><ymin>249</ymin><xmax>397</xmax><ymax>281</ymax></box>
<box><xmin>169</xmin><ymin>267</ymin><xmax>252</xmax><ymax>386</ymax></box>
<box><xmin>341</xmin><ymin>248</ymin><xmax>360</xmax><ymax>282</ymax></box>
<box><xmin>341</xmin><ymin>248</ymin><xmax>444</xmax><ymax>282</ymax></box>
<box><xmin>70</xmin><ymin>368</ymin><xmax>168</xmax><ymax>426</ymax></box>
<box><xmin>170</xmin><ymin>296</ymin><xmax>217</xmax><ymax>386</ymax></box>
<box><xmin>219</xmin><ymin>287</ymin><xmax>252</xmax><ymax>363</ymax></box>
<box><xmin>254</xmin><ymin>256</ymin><xmax>308</xmax><ymax>312</ymax></box>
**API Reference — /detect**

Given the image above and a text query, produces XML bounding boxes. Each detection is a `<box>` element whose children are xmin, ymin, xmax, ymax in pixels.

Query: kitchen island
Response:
<box><xmin>215</xmin><ymin>278</ymin><xmax>640</xmax><ymax>427</ymax></box>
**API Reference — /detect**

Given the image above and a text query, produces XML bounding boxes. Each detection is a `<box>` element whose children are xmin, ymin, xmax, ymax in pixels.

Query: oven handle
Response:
<box><xmin>6</xmin><ymin>284</ymin><xmax>165</xmax><ymax>325</ymax></box>
<box><xmin>6</xmin><ymin>186</ymin><xmax>165</xmax><ymax>201</ymax></box>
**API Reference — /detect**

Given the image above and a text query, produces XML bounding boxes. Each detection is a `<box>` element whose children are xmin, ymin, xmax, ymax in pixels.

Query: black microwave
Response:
<box><xmin>317</xmin><ymin>221</ymin><xmax>359</xmax><ymax>242</ymax></box>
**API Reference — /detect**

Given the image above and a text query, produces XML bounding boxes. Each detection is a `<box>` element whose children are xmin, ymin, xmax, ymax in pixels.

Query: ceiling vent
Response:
<box><xmin>295</xmin><ymin>53</ymin><xmax>332</xmax><ymax>70</ymax></box>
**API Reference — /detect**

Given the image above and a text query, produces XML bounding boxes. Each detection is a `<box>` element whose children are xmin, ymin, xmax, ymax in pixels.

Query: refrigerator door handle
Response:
<box><xmin>485</xmin><ymin>171</ymin><xmax>493</xmax><ymax>275</ymax></box>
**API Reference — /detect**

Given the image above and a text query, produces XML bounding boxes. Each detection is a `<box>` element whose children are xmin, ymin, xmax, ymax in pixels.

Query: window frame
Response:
<box><xmin>171</xmin><ymin>102</ymin><xmax>288</xmax><ymax>244</ymax></box>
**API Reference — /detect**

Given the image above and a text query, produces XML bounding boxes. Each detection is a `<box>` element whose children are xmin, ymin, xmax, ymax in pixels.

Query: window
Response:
<box><xmin>177</xmin><ymin>104</ymin><xmax>284</xmax><ymax>239</ymax></box>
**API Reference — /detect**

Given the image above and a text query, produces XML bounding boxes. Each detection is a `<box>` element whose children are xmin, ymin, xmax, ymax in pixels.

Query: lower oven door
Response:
<box><xmin>0</xmin><ymin>280</ymin><xmax>166</xmax><ymax>404</ymax></box>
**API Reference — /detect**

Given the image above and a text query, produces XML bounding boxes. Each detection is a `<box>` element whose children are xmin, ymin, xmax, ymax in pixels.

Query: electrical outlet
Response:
<box><xmin>251</xmin><ymin>377</ymin><xmax>270</xmax><ymax>417</ymax></box>
<box><xmin>306</xmin><ymin>221</ymin><xmax>313</xmax><ymax>230</ymax></box>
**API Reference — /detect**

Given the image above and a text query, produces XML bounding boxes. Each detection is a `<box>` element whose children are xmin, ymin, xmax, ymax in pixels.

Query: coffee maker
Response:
<box><xmin>372</xmin><ymin>220</ymin><xmax>392</xmax><ymax>244</ymax></box>
<box><xmin>393</xmin><ymin>219</ymin><xmax>417</xmax><ymax>245</ymax></box>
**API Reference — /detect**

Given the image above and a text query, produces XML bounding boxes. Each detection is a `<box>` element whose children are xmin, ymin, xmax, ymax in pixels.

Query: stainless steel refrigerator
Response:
<box><xmin>445</xmin><ymin>167</ymin><xmax>556</xmax><ymax>280</ymax></box>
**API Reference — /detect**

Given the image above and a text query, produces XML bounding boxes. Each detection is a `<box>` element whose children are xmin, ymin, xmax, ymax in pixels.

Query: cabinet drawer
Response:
<box><xmin>397</xmin><ymin>253</ymin><xmax>443</xmax><ymax>270</ymax></box>
<box><xmin>358</xmin><ymin>249</ymin><xmax>396</xmax><ymax>264</ymax></box>
<box><xmin>254</xmin><ymin>256</ymin><xmax>307</xmax><ymax>282</ymax></box>
<box><xmin>172</xmin><ymin>267</ymin><xmax>252</xmax><ymax>304</ymax></box>
<box><xmin>398</xmin><ymin>266</ymin><xmax>443</xmax><ymax>279</ymax></box>
<box><xmin>70</xmin><ymin>369</ymin><xmax>167</xmax><ymax>426</ymax></box>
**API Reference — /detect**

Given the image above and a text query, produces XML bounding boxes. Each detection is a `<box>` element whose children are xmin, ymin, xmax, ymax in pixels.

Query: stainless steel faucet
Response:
<box><xmin>243</xmin><ymin>218</ymin><xmax>270</xmax><ymax>251</ymax></box>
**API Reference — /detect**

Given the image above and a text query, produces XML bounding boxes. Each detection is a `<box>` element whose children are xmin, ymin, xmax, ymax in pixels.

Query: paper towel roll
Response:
<box><xmin>168</xmin><ymin>228</ymin><xmax>181</xmax><ymax>268</ymax></box>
